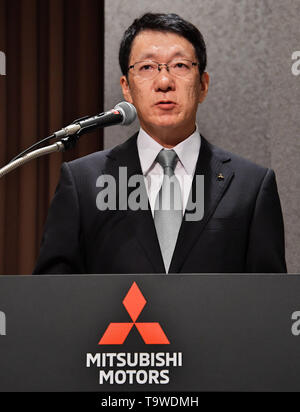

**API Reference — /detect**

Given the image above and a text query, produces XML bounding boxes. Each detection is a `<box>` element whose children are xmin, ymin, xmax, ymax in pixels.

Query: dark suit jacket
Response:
<box><xmin>33</xmin><ymin>133</ymin><xmax>287</xmax><ymax>274</ymax></box>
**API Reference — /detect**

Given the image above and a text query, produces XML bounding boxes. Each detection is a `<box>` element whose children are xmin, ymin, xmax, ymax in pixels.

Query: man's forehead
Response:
<box><xmin>129</xmin><ymin>30</ymin><xmax>196</xmax><ymax>62</ymax></box>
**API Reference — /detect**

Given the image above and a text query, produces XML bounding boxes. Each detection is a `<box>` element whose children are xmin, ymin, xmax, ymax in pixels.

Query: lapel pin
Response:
<box><xmin>217</xmin><ymin>173</ymin><xmax>224</xmax><ymax>181</ymax></box>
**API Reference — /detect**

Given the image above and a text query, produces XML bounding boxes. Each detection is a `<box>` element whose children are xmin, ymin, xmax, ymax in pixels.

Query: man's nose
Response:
<box><xmin>154</xmin><ymin>67</ymin><xmax>175</xmax><ymax>91</ymax></box>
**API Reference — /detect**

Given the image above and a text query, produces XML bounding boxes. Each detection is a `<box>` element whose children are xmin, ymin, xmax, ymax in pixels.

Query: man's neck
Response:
<box><xmin>140</xmin><ymin>124</ymin><xmax>196</xmax><ymax>148</ymax></box>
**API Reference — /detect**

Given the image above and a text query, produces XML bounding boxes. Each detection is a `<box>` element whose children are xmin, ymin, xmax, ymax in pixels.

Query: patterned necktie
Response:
<box><xmin>154</xmin><ymin>149</ymin><xmax>183</xmax><ymax>273</ymax></box>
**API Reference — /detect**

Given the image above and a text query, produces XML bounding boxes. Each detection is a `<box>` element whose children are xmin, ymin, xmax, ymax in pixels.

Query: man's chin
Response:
<box><xmin>152</xmin><ymin>116</ymin><xmax>182</xmax><ymax>129</ymax></box>
<box><xmin>140</xmin><ymin>114</ymin><xmax>189</xmax><ymax>134</ymax></box>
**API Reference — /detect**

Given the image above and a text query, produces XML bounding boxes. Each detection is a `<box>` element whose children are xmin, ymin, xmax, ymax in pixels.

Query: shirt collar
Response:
<box><xmin>137</xmin><ymin>125</ymin><xmax>201</xmax><ymax>176</ymax></box>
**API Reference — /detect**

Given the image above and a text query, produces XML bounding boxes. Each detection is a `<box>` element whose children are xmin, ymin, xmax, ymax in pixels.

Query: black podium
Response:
<box><xmin>0</xmin><ymin>274</ymin><xmax>300</xmax><ymax>392</ymax></box>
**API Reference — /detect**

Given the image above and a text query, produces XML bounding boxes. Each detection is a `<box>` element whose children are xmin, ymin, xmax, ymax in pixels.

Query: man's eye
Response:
<box><xmin>140</xmin><ymin>64</ymin><xmax>155</xmax><ymax>71</ymax></box>
<box><xmin>174</xmin><ymin>62</ymin><xmax>189</xmax><ymax>69</ymax></box>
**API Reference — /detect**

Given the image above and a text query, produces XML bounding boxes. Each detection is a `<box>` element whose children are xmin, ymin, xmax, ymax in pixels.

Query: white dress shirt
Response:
<box><xmin>137</xmin><ymin>126</ymin><xmax>201</xmax><ymax>217</ymax></box>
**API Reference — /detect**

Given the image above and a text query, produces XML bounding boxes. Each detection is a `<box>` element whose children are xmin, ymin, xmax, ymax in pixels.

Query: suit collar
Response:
<box><xmin>103</xmin><ymin>133</ymin><xmax>234</xmax><ymax>274</ymax></box>
<box><xmin>136</xmin><ymin>126</ymin><xmax>201</xmax><ymax>176</ymax></box>
<box><xmin>169</xmin><ymin>135</ymin><xmax>234</xmax><ymax>273</ymax></box>
<box><xmin>103</xmin><ymin>133</ymin><xmax>166</xmax><ymax>273</ymax></box>
<box><xmin>105</xmin><ymin>132</ymin><xmax>141</xmax><ymax>176</ymax></box>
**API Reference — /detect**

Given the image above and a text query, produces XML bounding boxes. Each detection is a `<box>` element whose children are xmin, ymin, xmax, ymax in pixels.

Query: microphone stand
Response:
<box><xmin>0</xmin><ymin>133</ymin><xmax>80</xmax><ymax>179</ymax></box>
<box><xmin>0</xmin><ymin>103</ymin><xmax>136</xmax><ymax>179</ymax></box>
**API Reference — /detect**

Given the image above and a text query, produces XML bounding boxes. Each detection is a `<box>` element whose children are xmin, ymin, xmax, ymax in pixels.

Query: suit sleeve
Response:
<box><xmin>245</xmin><ymin>168</ymin><xmax>287</xmax><ymax>273</ymax></box>
<box><xmin>33</xmin><ymin>162</ymin><xmax>85</xmax><ymax>274</ymax></box>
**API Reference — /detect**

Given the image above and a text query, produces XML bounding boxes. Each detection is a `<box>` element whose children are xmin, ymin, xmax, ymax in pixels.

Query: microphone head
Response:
<box><xmin>114</xmin><ymin>101</ymin><xmax>137</xmax><ymax>125</ymax></box>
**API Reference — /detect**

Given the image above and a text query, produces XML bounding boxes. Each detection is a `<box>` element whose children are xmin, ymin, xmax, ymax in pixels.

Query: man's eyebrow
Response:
<box><xmin>136</xmin><ymin>51</ymin><xmax>191</xmax><ymax>61</ymax></box>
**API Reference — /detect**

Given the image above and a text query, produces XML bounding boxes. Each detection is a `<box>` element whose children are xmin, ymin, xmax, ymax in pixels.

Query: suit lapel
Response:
<box><xmin>102</xmin><ymin>134</ymin><xmax>165</xmax><ymax>273</ymax></box>
<box><xmin>169</xmin><ymin>136</ymin><xmax>235</xmax><ymax>273</ymax></box>
<box><xmin>101</xmin><ymin>133</ymin><xmax>234</xmax><ymax>274</ymax></box>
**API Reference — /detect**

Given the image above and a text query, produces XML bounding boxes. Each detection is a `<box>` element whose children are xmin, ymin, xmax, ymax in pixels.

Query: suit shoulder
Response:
<box><xmin>66</xmin><ymin>148</ymin><xmax>110</xmax><ymax>171</ymax></box>
<box><xmin>65</xmin><ymin>132</ymin><xmax>138</xmax><ymax>173</ymax></box>
<box><xmin>207</xmin><ymin>139</ymin><xmax>269</xmax><ymax>176</ymax></box>
<box><xmin>57</xmin><ymin>150</ymin><xmax>110</xmax><ymax>188</ymax></box>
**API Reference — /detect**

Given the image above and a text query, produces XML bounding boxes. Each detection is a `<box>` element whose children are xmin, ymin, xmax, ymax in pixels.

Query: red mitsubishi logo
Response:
<box><xmin>99</xmin><ymin>282</ymin><xmax>169</xmax><ymax>345</ymax></box>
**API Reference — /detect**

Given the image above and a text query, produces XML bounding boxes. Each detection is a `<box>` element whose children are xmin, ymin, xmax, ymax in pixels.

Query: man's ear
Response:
<box><xmin>198</xmin><ymin>72</ymin><xmax>209</xmax><ymax>104</ymax></box>
<box><xmin>120</xmin><ymin>75</ymin><xmax>133</xmax><ymax>104</ymax></box>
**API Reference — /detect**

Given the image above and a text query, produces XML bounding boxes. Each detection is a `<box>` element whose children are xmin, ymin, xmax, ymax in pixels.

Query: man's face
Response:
<box><xmin>120</xmin><ymin>30</ymin><xmax>209</xmax><ymax>145</ymax></box>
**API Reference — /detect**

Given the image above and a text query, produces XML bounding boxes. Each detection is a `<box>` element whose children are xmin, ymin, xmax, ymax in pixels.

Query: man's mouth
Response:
<box><xmin>155</xmin><ymin>101</ymin><xmax>176</xmax><ymax>109</ymax></box>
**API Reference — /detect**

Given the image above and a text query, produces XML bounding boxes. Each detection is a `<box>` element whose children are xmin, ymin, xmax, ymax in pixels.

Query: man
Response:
<box><xmin>33</xmin><ymin>13</ymin><xmax>287</xmax><ymax>274</ymax></box>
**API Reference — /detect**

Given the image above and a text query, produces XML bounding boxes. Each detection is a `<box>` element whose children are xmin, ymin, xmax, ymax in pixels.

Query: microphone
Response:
<box><xmin>54</xmin><ymin>101</ymin><xmax>137</xmax><ymax>138</ymax></box>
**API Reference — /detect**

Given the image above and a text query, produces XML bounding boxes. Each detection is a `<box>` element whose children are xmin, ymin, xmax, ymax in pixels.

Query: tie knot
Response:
<box><xmin>156</xmin><ymin>149</ymin><xmax>178</xmax><ymax>172</ymax></box>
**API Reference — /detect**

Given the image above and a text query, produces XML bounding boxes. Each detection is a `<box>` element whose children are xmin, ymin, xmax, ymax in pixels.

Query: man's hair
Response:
<box><xmin>119</xmin><ymin>13</ymin><xmax>207</xmax><ymax>77</ymax></box>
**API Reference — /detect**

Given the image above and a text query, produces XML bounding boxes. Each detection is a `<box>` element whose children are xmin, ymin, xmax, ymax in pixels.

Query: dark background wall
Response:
<box><xmin>104</xmin><ymin>0</ymin><xmax>300</xmax><ymax>273</ymax></box>
<box><xmin>0</xmin><ymin>0</ymin><xmax>104</xmax><ymax>274</ymax></box>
